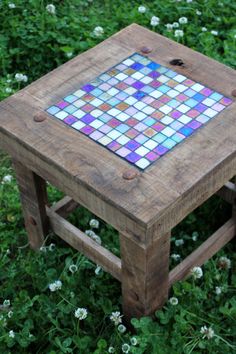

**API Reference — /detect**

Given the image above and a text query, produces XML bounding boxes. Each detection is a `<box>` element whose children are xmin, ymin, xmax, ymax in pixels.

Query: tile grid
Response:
<box><xmin>46</xmin><ymin>53</ymin><xmax>232</xmax><ymax>170</ymax></box>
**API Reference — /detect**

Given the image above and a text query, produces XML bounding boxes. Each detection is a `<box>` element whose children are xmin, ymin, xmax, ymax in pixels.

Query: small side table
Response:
<box><xmin>0</xmin><ymin>24</ymin><xmax>235</xmax><ymax>320</ymax></box>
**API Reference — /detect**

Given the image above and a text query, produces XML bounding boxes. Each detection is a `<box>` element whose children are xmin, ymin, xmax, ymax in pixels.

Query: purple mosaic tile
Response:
<box><xmin>46</xmin><ymin>53</ymin><xmax>233</xmax><ymax>171</ymax></box>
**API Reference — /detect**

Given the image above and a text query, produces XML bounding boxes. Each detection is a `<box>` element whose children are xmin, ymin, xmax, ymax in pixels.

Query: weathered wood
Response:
<box><xmin>46</xmin><ymin>206</ymin><xmax>122</xmax><ymax>281</ymax></box>
<box><xmin>51</xmin><ymin>196</ymin><xmax>78</xmax><ymax>218</ymax></box>
<box><xmin>216</xmin><ymin>181</ymin><xmax>236</xmax><ymax>204</ymax></box>
<box><xmin>120</xmin><ymin>232</ymin><xmax>171</xmax><ymax>319</ymax></box>
<box><xmin>0</xmin><ymin>24</ymin><xmax>235</xmax><ymax>243</ymax></box>
<box><xmin>169</xmin><ymin>218</ymin><xmax>235</xmax><ymax>287</ymax></box>
<box><xmin>13</xmin><ymin>160</ymin><xmax>49</xmax><ymax>249</ymax></box>
<box><xmin>0</xmin><ymin>24</ymin><xmax>236</xmax><ymax>319</ymax></box>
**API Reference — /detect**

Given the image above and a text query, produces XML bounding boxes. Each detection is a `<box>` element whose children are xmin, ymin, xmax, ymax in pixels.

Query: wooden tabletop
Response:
<box><xmin>0</xmin><ymin>24</ymin><xmax>236</xmax><ymax>236</ymax></box>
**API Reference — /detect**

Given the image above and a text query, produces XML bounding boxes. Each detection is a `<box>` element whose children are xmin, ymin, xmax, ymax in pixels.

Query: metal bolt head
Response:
<box><xmin>34</xmin><ymin>112</ymin><xmax>47</xmax><ymax>122</ymax></box>
<box><xmin>140</xmin><ymin>46</ymin><xmax>152</xmax><ymax>54</ymax></box>
<box><xmin>122</xmin><ymin>169</ymin><xmax>138</xmax><ymax>180</ymax></box>
<box><xmin>231</xmin><ymin>89</ymin><xmax>236</xmax><ymax>97</ymax></box>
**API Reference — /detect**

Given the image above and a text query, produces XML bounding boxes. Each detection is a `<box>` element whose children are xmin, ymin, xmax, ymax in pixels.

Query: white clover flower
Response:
<box><xmin>200</xmin><ymin>326</ymin><xmax>215</xmax><ymax>339</ymax></box>
<box><xmin>175</xmin><ymin>239</ymin><xmax>184</xmax><ymax>246</ymax></box>
<box><xmin>49</xmin><ymin>280</ymin><xmax>62</xmax><ymax>292</ymax></box>
<box><xmin>130</xmin><ymin>337</ymin><xmax>138</xmax><ymax>346</ymax></box>
<box><xmin>165</xmin><ymin>23</ymin><xmax>173</xmax><ymax>30</ymax></box>
<box><xmin>39</xmin><ymin>246</ymin><xmax>47</xmax><ymax>253</ymax></box>
<box><xmin>2</xmin><ymin>174</ymin><xmax>13</xmax><ymax>183</ymax></box>
<box><xmin>95</xmin><ymin>265</ymin><xmax>102</xmax><ymax>275</ymax></box>
<box><xmin>234</xmin><ymin>34</ymin><xmax>236</xmax><ymax>39</ymax></box>
<box><xmin>5</xmin><ymin>87</ymin><xmax>12</xmax><ymax>93</ymax></box>
<box><xmin>172</xmin><ymin>22</ymin><xmax>179</xmax><ymax>28</ymax></box>
<box><xmin>138</xmin><ymin>5</ymin><xmax>146</xmax><ymax>13</ymax></box>
<box><xmin>118</xmin><ymin>324</ymin><xmax>126</xmax><ymax>333</ymax></box>
<box><xmin>85</xmin><ymin>229</ymin><xmax>96</xmax><ymax>237</ymax></box>
<box><xmin>66</xmin><ymin>52</ymin><xmax>73</xmax><ymax>58</ymax></box>
<box><xmin>150</xmin><ymin>16</ymin><xmax>160</xmax><ymax>27</ymax></box>
<box><xmin>89</xmin><ymin>219</ymin><xmax>99</xmax><ymax>229</ymax></box>
<box><xmin>15</xmin><ymin>73</ymin><xmax>28</xmax><ymax>82</ymax></box>
<box><xmin>192</xmin><ymin>232</ymin><xmax>198</xmax><ymax>241</ymax></box>
<box><xmin>8</xmin><ymin>3</ymin><xmax>16</xmax><ymax>9</ymax></box>
<box><xmin>196</xmin><ymin>10</ymin><xmax>202</xmax><ymax>15</ymax></box>
<box><xmin>9</xmin><ymin>330</ymin><xmax>15</xmax><ymax>338</ymax></box>
<box><xmin>110</xmin><ymin>311</ymin><xmax>123</xmax><ymax>325</ymax></box>
<box><xmin>171</xmin><ymin>254</ymin><xmax>181</xmax><ymax>261</ymax></box>
<box><xmin>202</xmin><ymin>27</ymin><xmax>207</xmax><ymax>32</ymax></box>
<box><xmin>215</xmin><ymin>286</ymin><xmax>222</xmax><ymax>295</ymax></box>
<box><xmin>191</xmin><ymin>266</ymin><xmax>203</xmax><ymax>279</ymax></box>
<box><xmin>122</xmin><ymin>343</ymin><xmax>130</xmax><ymax>353</ymax></box>
<box><xmin>92</xmin><ymin>234</ymin><xmax>102</xmax><ymax>245</ymax></box>
<box><xmin>69</xmin><ymin>264</ymin><xmax>78</xmax><ymax>274</ymax></box>
<box><xmin>48</xmin><ymin>243</ymin><xmax>56</xmax><ymax>251</ymax></box>
<box><xmin>174</xmin><ymin>29</ymin><xmax>184</xmax><ymax>38</ymax></box>
<box><xmin>93</xmin><ymin>26</ymin><xmax>104</xmax><ymax>37</ymax></box>
<box><xmin>211</xmin><ymin>30</ymin><xmax>218</xmax><ymax>36</ymax></box>
<box><xmin>179</xmin><ymin>17</ymin><xmax>188</xmax><ymax>24</ymax></box>
<box><xmin>3</xmin><ymin>299</ymin><xmax>10</xmax><ymax>308</ymax></box>
<box><xmin>46</xmin><ymin>4</ymin><xmax>56</xmax><ymax>14</ymax></box>
<box><xmin>74</xmin><ymin>307</ymin><xmax>88</xmax><ymax>320</ymax></box>
<box><xmin>186</xmin><ymin>0</ymin><xmax>193</xmax><ymax>2</ymax></box>
<box><xmin>108</xmin><ymin>347</ymin><xmax>115</xmax><ymax>353</ymax></box>
<box><xmin>169</xmin><ymin>297</ymin><xmax>178</xmax><ymax>305</ymax></box>
<box><xmin>7</xmin><ymin>311</ymin><xmax>13</xmax><ymax>318</ymax></box>
<box><xmin>218</xmin><ymin>256</ymin><xmax>231</xmax><ymax>269</ymax></box>
<box><xmin>22</xmin><ymin>75</ymin><xmax>28</xmax><ymax>82</ymax></box>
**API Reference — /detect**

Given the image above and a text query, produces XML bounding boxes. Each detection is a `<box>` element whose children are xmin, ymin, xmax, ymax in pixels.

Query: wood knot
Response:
<box><xmin>29</xmin><ymin>216</ymin><xmax>37</xmax><ymax>226</ymax></box>
<box><xmin>231</xmin><ymin>89</ymin><xmax>236</xmax><ymax>97</ymax></box>
<box><xmin>169</xmin><ymin>58</ymin><xmax>184</xmax><ymax>66</ymax></box>
<box><xmin>122</xmin><ymin>169</ymin><xmax>138</xmax><ymax>180</ymax></box>
<box><xmin>34</xmin><ymin>112</ymin><xmax>47</xmax><ymax>122</ymax></box>
<box><xmin>140</xmin><ymin>46</ymin><xmax>152</xmax><ymax>54</ymax></box>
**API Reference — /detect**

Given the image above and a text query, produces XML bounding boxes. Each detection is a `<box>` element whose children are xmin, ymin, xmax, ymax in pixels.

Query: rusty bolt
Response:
<box><xmin>34</xmin><ymin>112</ymin><xmax>47</xmax><ymax>122</ymax></box>
<box><xmin>140</xmin><ymin>46</ymin><xmax>152</xmax><ymax>54</ymax></box>
<box><xmin>231</xmin><ymin>89</ymin><xmax>236</xmax><ymax>97</ymax></box>
<box><xmin>122</xmin><ymin>169</ymin><xmax>138</xmax><ymax>180</ymax></box>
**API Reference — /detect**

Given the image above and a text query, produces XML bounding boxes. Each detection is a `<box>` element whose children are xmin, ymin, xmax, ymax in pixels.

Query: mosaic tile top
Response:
<box><xmin>46</xmin><ymin>53</ymin><xmax>233</xmax><ymax>170</ymax></box>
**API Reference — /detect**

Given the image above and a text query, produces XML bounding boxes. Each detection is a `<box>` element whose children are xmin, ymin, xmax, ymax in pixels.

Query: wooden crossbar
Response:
<box><xmin>51</xmin><ymin>196</ymin><xmax>78</xmax><ymax>218</ymax></box>
<box><xmin>169</xmin><ymin>218</ymin><xmax>235</xmax><ymax>287</ymax></box>
<box><xmin>46</xmin><ymin>206</ymin><xmax>122</xmax><ymax>281</ymax></box>
<box><xmin>216</xmin><ymin>182</ymin><xmax>236</xmax><ymax>204</ymax></box>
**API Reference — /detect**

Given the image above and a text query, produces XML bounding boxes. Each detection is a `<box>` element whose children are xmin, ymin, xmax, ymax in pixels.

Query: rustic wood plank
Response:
<box><xmin>169</xmin><ymin>218</ymin><xmax>235</xmax><ymax>287</ymax></box>
<box><xmin>216</xmin><ymin>182</ymin><xmax>236</xmax><ymax>204</ymax></box>
<box><xmin>13</xmin><ymin>160</ymin><xmax>49</xmax><ymax>249</ymax></box>
<box><xmin>51</xmin><ymin>196</ymin><xmax>79</xmax><ymax>218</ymax></box>
<box><xmin>120</xmin><ymin>232</ymin><xmax>171</xmax><ymax>319</ymax></box>
<box><xmin>0</xmin><ymin>23</ymin><xmax>235</xmax><ymax>245</ymax></box>
<box><xmin>46</xmin><ymin>206</ymin><xmax>122</xmax><ymax>281</ymax></box>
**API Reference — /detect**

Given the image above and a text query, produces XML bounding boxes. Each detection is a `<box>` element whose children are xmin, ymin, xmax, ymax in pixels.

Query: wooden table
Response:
<box><xmin>0</xmin><ymin>24</ymin><xmax>236</xmax><ymax>320</ymax></box>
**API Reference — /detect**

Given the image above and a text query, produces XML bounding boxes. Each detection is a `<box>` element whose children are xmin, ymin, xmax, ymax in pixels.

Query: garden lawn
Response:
<box><xmin>0</xmin><ymin>0</ymin><xmax>236</xmax><ymax>353</ymax></box>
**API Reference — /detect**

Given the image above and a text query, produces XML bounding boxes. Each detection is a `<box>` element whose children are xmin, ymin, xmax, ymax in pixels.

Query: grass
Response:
<box><xmin>0</xmin><ymin>0</ymin><xmax>236</xmax><ymax>353</ymax></box>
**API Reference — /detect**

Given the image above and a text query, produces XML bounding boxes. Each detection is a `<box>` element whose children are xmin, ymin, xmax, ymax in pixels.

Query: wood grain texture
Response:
<box><xmin>169</xmin><ymin>218</ymin><xmax>235</xmax><ymax>286</ymax></box>
<box><xmin>0</xmin><ymin>24</ymin><xmax>236</xmax><ymax>245</ymax></box>
<box><xmin>47</xmin><ymin>206</ymin><xmax>122</xmax><ymax>281</ymax></box>
<box><xmin>120</xmin><ymin>232</ymin><xmax>171</xmax><ymax>319</ymax></box>
<box><xmin>216</xmin><ymin>182</ymin><xmax>236</xmax><ymax>204</ymax></box>
<box><xmin>51</xmin><ymin>196</ymin><xmax>79</xmax><ymax>218</ymax></box>
<box><xmin>13</xmin><ymin>160</ymin><xmax>49</xmax><ymax>249</ymax></box>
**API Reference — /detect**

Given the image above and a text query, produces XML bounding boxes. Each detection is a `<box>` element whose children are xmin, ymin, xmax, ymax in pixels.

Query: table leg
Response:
<box><xmin>13</xmin><ymin>160</ymin><xmax>49</xmax><ymax>250</ymax></box>
<box><xmin>120</xmin><ymin>232</ymin><xmax>171</xmax><ymax>320</ymax></box>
